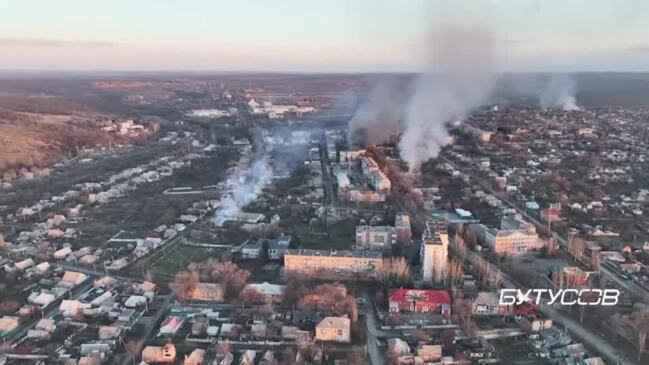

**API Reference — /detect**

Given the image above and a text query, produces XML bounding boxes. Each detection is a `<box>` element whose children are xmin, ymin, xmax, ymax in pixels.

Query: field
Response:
<box><xmin>292</xmin><ymin>218</ymin><xmax>356</xmax><ymax>250</ymax></box>
<box><xmin>148</xmin><ymin>243</ymin><xmax>226</xmax><ymax>276</ymax></box>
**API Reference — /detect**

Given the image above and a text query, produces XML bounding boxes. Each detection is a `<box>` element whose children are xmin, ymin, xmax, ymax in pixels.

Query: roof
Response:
<box><xmin>61</xmin><ymin>271</ymin><xmax>87</xmax><ymax>283</ymax></box>
<box><xmin>244</xmin><ymin>282</ymin><xmax>284</xmax><ymax>296</ymax></box>
<box><xmin>317</xmin><ymin>316</ymin><xmax>350</xmax><ymax>329</ymax></box>
<box><xmin>243</xmin><ymin>240</ymin><xmax>263</xmax><ymax>250</ymax></box>
<box><xmin>0</xmin><ymin>316</ymin><xmax>19</xmax><ymax>334</ymax></box>
<box><xmin>474</xmin><ymin>292</ymin><xmax>498</xmax><ymax>306</ymax></box>
<box><xmin>388</xmin><ymin>289</ymin><xmax>451</xmax><ymax>305</ymax></box>
<box><xmin>336</xmin><ymin>172</ymin><xmax>350</xmax><ymax>187</ymax></box>
<box><xmin>541</xmin><ymin>208</ymin><xmax>560</xmax><ymax>216</ymax></box>
<box><xmin>190</xmin><ymin>283</ymin><xmax>224</xmax><ymax>301</ymax></box>
<box><xmin>161</xmin><ymin>316</ymin><xmax>184</xmax><ymax>331</ymax></box>
<box><xmin>356</xmin><ymin>225</ymin><xmax>395</xmax><ymax>234</ymax></box>
<box><xmin>124</xmin><ymin>295</ymin><xmax>148</xmax><ymax>308</ymax></box>
<box><xmin>285</xmin><ymin>249</ymin><xmax>382</xmax><ymax>259</ymax></box>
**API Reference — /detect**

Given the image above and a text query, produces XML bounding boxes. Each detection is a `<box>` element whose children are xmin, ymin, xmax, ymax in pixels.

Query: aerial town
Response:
<box><xmin>2</xmin><ymin>1</ymin><xmax>649</xmax><ymax>365</ymax></box>
<box><xmin>1</xmin><ymin>71</ymin><xmax>649</xmax><ymax>365</ymax></box>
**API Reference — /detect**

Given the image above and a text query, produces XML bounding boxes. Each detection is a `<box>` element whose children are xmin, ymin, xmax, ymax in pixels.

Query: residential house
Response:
<box><xmin>242</xmin><ymin>282</ymin><xmax>285</xmax><ymax>303</ymax></box>
<box><xmin>190</xmin><ymin>283</ymin><xmax>224</xmax><ymax>301</ymax></box>
<box><xmin>142</xmin><ymin>343</ymin><xmax>176</xmax><ymax>364</ymax></box>
<box><xmin>315</xmin><ymin>317</ymin><xmax>351</xmax><ymax>343</ymax></box>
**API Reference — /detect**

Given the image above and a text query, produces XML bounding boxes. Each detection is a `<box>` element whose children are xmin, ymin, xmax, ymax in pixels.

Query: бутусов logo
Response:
<box><xmin>499</xmin><ymin>288</ymin><xmax>620</xmax><ymax>306</ymax></box>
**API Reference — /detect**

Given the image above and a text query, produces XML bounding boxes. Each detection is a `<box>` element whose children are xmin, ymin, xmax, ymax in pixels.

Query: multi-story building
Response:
<box><xmin>361</xmin><ymin>156</ymin><xmax>380</xmax><ymax>175</ymax></box>
<box><xmin>361</xmin><ymin>156</ymin><xmax>391</xmax><ymax>193</ymax></box>
<box><xmin>369</xmin><ymin>170</ymin><xmax>391</xmax><ymax>192</ymax></box>
<box><xmin>355</xmin><ymin>225</ymin><xmax>397</xmax><ymax>249</ymax></box>
<box><xmin>339</xmin><ymin>149</ymin><xmax>366</xmax><ymax>163</ymax></box>
<box><xmin>395</xmin><ymin>214</ymin><xmax>412</xmax><ymax>244</ymax></box>
<box><xmin>420</xmin><ymin>220</ymin><xmax>448</xmax><ymax>282</ymax></box>
<box><xmin>482</xmin><ymin>215</ymin><xmax>541</xmax><ymax>255</ymax></box>
<box><xmin>336</xmin><ymin>172</ymin><xmax>351</xmax><ymax>201</ymax></box>
<box><xmin>349</xmin><ymin>189</ymin><xmax>386</xmax><ymax>203</ymax></box>
<box><xmin>284</xmin><ymin>249</ymin><xmax>383</xmax><ymax>277</ymax></box>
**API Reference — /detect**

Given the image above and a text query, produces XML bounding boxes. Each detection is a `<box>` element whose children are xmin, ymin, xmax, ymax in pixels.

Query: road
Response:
<box><xmin>441</xmin><ymin>154</ymin><xmax>649</xmax><ymax>303</ymax></box>
<box><xmin>600</xmin><ymin>265</ymin><xmax>649</xmax><ymax>303</ymax></box>
<box><xmin>539</xmin><ymin>303</ymin><xmax>636</xmax><ymax>365</ymax></box>
<box><xmin>319</xmin><ymin>139</ymin><xmax>336</xmax><ymax>207</ymax></box>
<box><xmin>363</xmin><ymin>294</ymin><xmax>386</xmax><ymax>365</ymax></box>
<box><xmin>458</xmin><ymin>248</ymin><xmax>637</xmax><ymax>365</ymax></box>
<box><xmin>140</xmin><ymin>294</ymin><xmax>174</xmax><ymax>345</ymax></box>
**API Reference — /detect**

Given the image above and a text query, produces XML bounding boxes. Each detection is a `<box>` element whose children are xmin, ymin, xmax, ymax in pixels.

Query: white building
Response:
<box><xmin>242</xmin><ymin>282</ymin><xmax>285</xmax><ymax>303</ymax></box>
<box><xmin>355</xmin><ymin>225</ymin><xmax>397</xmax><ymax>249</ymax></box>
<box><xmin>420</xmin><ymin>220</ymin><xmax>448</xmax><ymax>282</ymax></box>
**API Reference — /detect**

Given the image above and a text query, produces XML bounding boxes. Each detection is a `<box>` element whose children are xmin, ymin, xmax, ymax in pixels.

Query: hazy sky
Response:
<box><xmin>1</xmin><ymin>0</ymin><xmax>648</xmax><ymax>72</ymax></box>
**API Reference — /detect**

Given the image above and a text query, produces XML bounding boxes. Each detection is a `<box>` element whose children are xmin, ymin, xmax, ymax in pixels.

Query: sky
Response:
<box><xmin>0</xmin><ymin>0</ymin><xmax>648</xmax><ymax>73</ymax></box>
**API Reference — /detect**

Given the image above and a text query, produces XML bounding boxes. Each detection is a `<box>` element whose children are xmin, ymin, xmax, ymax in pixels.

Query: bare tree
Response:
<box><xmin>379</xmin><ymin>256</ymin><xmax>412</xmax><ymax>285</ymax></box>
<box><xmin>568</xmin><ymin>237</ymin><xmax>586</xmax><ymax>262</ymax></box>
<box><xmin>215</xmin><ymin>340</ymin><xmax>231</xmax><ymax>356</ymax></box>
<box><xmin>298</xmin><ymin>282</ymin><xmax>358</xmax><ymax>322</ymax></box>
<box><xmin>169</xmin><ymin>269</ymin><xmax>199</xmax><ymax>301</ymax></box>
<box><xmin>446</xmin><ymin>259</ymin><xmax>464</xmax><ymax>286</ymax></box>
<box><xmin>239</xmin><ymin>287</ymin><xmax>264</xmax><ymax>306</ymax></box>
<box><xmin>125</xmin><ymin>340</ymin><xmax>142</xmax><ymax>365</ymax></box>
<box><xmin>629</xmin><ymin>310</ymin><xmax>649</xmax><ymax>361</ymax></box>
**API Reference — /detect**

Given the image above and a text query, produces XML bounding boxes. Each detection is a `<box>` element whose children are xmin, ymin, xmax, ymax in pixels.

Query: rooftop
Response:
<box><xmin>285</xmin><ymin>249</ymin><xmax>382</xmax><ymax>259</ymax></box>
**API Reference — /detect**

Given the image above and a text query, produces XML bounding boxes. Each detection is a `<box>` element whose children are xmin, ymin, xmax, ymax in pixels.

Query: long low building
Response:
<box><xmin>284</xmin><ymin>249</ymin><xmax>383</xmax><ymax>277</ymax></box>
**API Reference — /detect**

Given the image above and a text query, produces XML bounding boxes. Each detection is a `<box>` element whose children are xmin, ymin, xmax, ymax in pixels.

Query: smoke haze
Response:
<box><xmin>539</xmin><ymin>74</ymin><xmax>580</xmax><ymax>111</ymax></box>
<box><xmin>347</xmin><ymin>84</ymin><xmax>402</xmax><ymax>147</ymax></box>
<box><xmin>399</xmin><ymin>28</ymin><xmax>496</xmax><ymax>170</ymax></box>
<box><xmin>214</xmin><ymin>156</ymin><xmax>272</xmax><ymax>225</ymax></box>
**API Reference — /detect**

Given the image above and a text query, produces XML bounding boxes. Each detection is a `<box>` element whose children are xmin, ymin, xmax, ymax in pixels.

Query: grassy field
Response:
<box><xmin>149</xmin><ymin>244</ymin><xmax>226</xmax><ymax>275</ymax></box>
<box><xmin>292</xmin><ymin>218</ymin><xmax>356</xmax><ymax>250</ymax></box>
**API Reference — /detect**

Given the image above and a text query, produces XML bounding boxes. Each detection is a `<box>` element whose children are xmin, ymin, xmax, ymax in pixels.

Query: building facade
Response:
<box><xmin>388</xmin><ymin>289</ymin><xmax>451</xmax><ymax>315</ymax></box>
<box><xmin>484</xmin><ymin>216</ymin><xmax>540</xmax><ymax>255</ymax></box>
<box><xmin>284</xmin><ymin>249</ymin><xmax>382</xmax><ymax>277</ymax></box>
<box><xmin>355</xmin><ymin>225</ymin><xmax>396</xmax><ymax>249</ymax></box>
<box><xmin>395</xmin><ymin>214</ymin><xmax>412</xmax><ymax>244</ymax></box>
<box><xmin>420</xmin><ymin>220</ymin><xmax>449</xmax><ymax>282</ymax></box>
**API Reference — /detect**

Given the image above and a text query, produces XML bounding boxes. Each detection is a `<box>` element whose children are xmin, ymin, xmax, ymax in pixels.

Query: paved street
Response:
<box><xmin>363</xmin><ymin>294</ymin><xmax>386</xmax><ymax>365</ymax></box>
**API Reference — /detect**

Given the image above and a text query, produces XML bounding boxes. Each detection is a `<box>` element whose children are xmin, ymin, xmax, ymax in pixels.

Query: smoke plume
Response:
<box><xmin>347</xmin><ymin>85</ymin><xmax>402</xmax><ymax>147</ymax></box>
<box><xmin>399</xmin><ymin>28</ymin><xmax>496</xmax><ymax>170</ymax></box>
<box><xmin>214</xmin><ymin>153</ymin><xmax>272</xmax><ymax>225</ymax></box>
<box><xmin>539</xmin><ymin>74</ymin><xmax>580</xmax><ymax>111</ymax></box>
<box><xmin>213</xmin><ymin>128</ymin><xmax>309</xmax><ymax>225</ymax></box>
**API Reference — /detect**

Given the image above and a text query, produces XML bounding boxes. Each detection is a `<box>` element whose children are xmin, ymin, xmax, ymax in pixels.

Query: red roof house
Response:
<box><xmin>540</xmin><ymin>208</ymin><xmax>561</xmax><ymax>222</ymax></box>
<box><xmin>388</xmin><ymin>289</ymin><xmax>451</xmax><ymax>315</ymax></box>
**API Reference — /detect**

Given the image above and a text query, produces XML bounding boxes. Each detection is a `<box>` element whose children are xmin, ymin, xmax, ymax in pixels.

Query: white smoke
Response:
<box><xmin>214</xmin><ymin>155</ymin><xmax>272</xmax><ymax>225</ymax></box>
<box><xmin>539</xmin><ymin>74</ymin><xmax>580</xmax><ymax>111</ymax></box>
<box><xmin>347</xmin><ymin>84</ymin><xmax>402</xmax><ymax>147</ymax></box>
<box><xmin>399</xmin><ymin>28</ymin><xmax>496</xmax><ymax>171</ymax></box>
